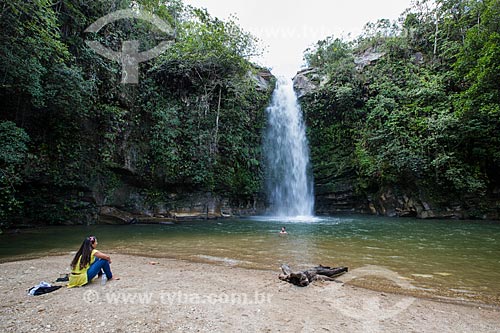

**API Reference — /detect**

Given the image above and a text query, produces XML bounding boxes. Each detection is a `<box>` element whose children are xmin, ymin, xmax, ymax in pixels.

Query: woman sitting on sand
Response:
<box><xmin>68</xmin><ymin>235</ymin><xmax>118</xmax><ymax>288</ymax></box>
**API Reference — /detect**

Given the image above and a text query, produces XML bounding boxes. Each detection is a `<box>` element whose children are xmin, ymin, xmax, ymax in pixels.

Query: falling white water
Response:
<box><xmin>263</xmin><ymin>77</ymin><xmax>314</xmax><ymax>217</ymax></box>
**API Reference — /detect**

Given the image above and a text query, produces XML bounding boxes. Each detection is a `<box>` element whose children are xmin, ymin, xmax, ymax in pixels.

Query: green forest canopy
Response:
<box><xmin>301</xmin><ymin>0</ymin><xmax>500</xmax><ymax>215</ymax></box>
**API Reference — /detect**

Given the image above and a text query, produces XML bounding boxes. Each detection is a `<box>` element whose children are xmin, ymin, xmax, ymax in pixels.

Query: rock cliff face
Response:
<box><xmin>353</xmin><ymin>48</ymin><xmax>385</xmax><ymax>70</ymax></box>
<box><xmin>97</xmin><ymin>188</ymin><xmax>263</xmax><ymax>224</ymax></box>
<box><xmin>93</xmin><ymin>162</ymin><xmax>265</xmax><ymax>224</ymax></box>
<box><xmin>310</xmin><ymin>169</ymin><xmax>500</xmax><ymax>219</ymax></box>
<box><xmin>293</xmin><ymin>68</ymin><xmax>323</xmax><ymax>98</ymax></box>
<box><xmin>364</xmin><ymin>188</ymin><xmax>499</xmax><ymax>220</ymax></box>
<box><xmin>86</xmin><ymin>69</ymin><xmax>275</xmax><ymax>224</ymax></box>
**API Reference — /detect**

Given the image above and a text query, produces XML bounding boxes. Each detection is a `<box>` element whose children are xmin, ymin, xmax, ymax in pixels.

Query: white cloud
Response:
<box><xmin>184</xmin><ymin>0</ymin><xmax>413</xmax><ymax>77</ymax></box>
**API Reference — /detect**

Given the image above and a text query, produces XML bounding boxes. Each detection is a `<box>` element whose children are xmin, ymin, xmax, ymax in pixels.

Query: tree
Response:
<box><xmin>0</xmin><ymin>121</ymin><xmax>29</xmax><ymax>224</ymax></box>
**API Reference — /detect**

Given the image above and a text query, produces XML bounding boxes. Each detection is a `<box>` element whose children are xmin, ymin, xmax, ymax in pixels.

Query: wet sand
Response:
<box><xmin>1</xmin><ymin>254</ymin><xmax>499</xmax><ymax>332</ymax></box>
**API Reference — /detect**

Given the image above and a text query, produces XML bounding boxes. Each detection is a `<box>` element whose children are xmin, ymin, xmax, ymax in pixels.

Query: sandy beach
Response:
<box><xmin>1</xmin><ymin>253</ymin><xmax>499</xmax><ymax>332</ymax></box>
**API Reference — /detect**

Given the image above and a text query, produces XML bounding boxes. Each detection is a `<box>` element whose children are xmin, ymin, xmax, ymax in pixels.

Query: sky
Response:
<box><xmin>184</xmin><ymin>0</ymin><xmax>414</xmax><ymax>77</ymax></box>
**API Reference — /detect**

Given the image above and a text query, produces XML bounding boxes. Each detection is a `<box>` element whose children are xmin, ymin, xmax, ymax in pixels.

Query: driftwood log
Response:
<box><xmin>279</xmin><ymin>264</ymin><xmax>348</xmax><ymax>287</ymax></box>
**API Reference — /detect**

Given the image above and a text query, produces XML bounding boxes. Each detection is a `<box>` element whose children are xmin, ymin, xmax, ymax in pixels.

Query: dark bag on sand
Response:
<box><xmin>29</xmin><ymin>286</ymin><xmax>62</xmax><ymax>296</ymax></box>
<box><xmin>28</xmin><ymin>281</ymin><xmax>62</xmax><ymax>296</ymax></box>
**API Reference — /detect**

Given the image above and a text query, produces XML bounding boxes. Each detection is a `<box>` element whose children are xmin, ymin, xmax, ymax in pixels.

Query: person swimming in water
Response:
<box><xmin>279</xmin><ymin>226</ymin><xmax>288</xmax><ymax>235</ymax></box>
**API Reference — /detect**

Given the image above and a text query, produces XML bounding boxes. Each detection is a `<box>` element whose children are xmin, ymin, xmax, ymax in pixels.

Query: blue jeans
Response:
<box><xmin>87</xmin><ymin>258</ymin><xmax>113</xmax><ymax>282</ymax></box>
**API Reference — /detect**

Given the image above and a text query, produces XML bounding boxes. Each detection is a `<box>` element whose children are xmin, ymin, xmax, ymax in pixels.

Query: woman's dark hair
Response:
<box><xmin>71</xmin><ymin>236</ymin><xmax>96</xmax><ymax>269</ymax></box>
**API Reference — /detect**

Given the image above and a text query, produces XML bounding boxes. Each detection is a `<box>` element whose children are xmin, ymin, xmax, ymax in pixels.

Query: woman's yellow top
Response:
<box><xmin>68</xmin><ymin>249</ymin><xmax>97</xmax><ymax>288</ymax></box>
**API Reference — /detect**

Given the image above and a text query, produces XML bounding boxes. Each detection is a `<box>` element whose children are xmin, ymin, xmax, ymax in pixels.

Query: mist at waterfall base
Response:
<box><xmin>263</xmin><ymin>77</ymin><xmax>315</xmax><ymax>220</ymax></box>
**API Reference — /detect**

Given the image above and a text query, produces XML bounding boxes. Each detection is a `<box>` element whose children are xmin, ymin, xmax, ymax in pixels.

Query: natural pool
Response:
<box><xmin>1</xmin><ymin>215</ymin><xmax>499</xmax><ymax>305</ymax></box>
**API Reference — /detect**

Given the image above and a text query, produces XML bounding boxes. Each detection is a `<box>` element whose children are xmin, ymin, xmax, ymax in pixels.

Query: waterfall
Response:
<box><xmin>263</xmin><ymin>77</ymin><xmax>314</xmax><ymax>217</ymax></box>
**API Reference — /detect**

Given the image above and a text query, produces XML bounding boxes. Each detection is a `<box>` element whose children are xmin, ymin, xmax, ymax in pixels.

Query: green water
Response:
<box><xmin>1</xmin><ymin>215</ymin><xmax>499</xmax><ymax>304</ymax></box>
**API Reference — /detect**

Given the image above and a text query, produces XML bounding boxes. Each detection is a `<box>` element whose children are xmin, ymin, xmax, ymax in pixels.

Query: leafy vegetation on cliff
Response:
<box><xmin>300</xmin><ymin>0</ymin><xmax>500</xmax><ymax>217</ymax></box>
<box><xmin>0</xmin><ymin>0</ymin><xmax>273</xmax><ymax>225</ymax></box>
